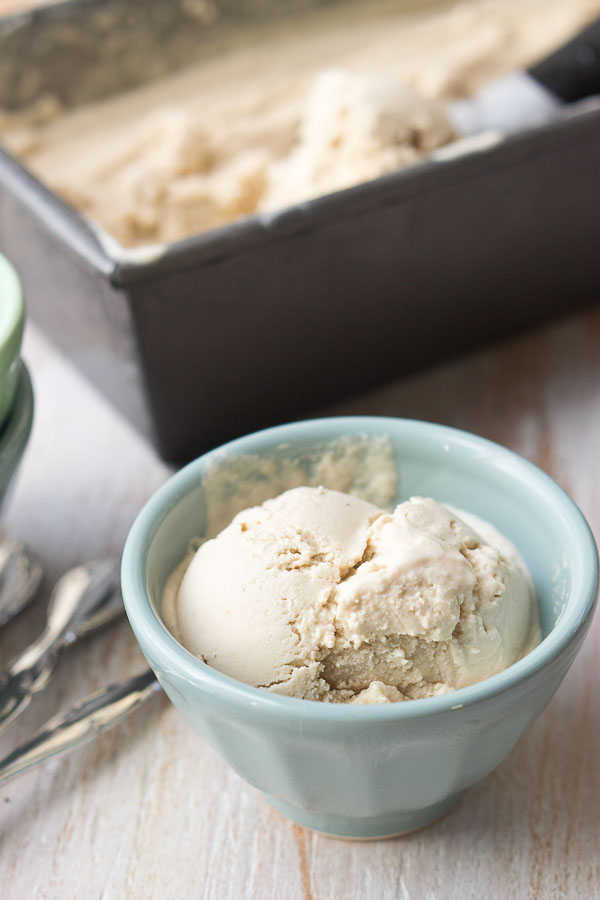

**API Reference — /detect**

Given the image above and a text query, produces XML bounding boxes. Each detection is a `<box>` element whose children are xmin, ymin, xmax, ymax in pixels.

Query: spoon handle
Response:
<box><xmin>0</xmin><ymin>559</ymin><xmax>123</xmax><ymax>735</ymax></box>
<box><xmin>0</xmin><ymin>669</ymin><xmax>161</xmax><ymax>786</ymax></box>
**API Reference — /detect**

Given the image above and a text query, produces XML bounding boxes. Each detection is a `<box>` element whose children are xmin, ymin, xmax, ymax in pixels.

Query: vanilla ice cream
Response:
<box><xmin>1</xmin><ymin>0</ymin><xmax>598</xmax><ymax>247</ymax></box>
<box><xmin>262</xmin><ymin>70</ymin><xmax>454</xmax><ymax>212</ymax></box>
<box><xmin>163</xmin><ymin>486</ymin><xmax>540</xmax><ymax>703</ymax></box>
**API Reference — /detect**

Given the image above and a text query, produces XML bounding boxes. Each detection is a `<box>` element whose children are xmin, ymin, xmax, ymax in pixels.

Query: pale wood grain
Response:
<box><xmin>1</xmin><ymin>0</ymin><xmax>599</xmax><ymax>891</ymax></box>
<box><xmin>0</xmin><ymin>310</ymin><xmax>597</xmax><ymax>900</ymax></box>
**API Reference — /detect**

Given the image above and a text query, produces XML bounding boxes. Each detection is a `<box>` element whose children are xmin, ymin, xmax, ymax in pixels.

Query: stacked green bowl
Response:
<box><xmin>0</xmin><ymin>254</ymin><xmax>33</xmax><ymax>510</ymax></box>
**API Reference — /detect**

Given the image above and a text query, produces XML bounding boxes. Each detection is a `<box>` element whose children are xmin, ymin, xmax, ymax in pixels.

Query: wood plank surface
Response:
<box><xmin>1</xmin><ymin>2</ymin><xmax>599</xmax><ymax>894</ymax></box>
<box><xmin>0</xmin><ymin>310</ymin><xmax>598</xmax><ymax>899</ymax></box>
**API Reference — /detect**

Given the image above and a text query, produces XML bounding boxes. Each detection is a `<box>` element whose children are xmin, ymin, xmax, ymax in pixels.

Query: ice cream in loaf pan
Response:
<box><xmin>1</xmin><ymin>0</ymin><xmax>599</xmax><ymax>247</ymax></box>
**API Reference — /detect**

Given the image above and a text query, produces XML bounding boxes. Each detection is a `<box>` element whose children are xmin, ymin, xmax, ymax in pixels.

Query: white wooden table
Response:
<box><xmin>0</xmin><ymin>310</ymin><xmax>598</xmax><ymax>899</ymax></box>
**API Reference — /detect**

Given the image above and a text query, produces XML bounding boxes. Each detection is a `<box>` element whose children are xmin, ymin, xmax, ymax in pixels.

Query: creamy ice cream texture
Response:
<box><xmin>164</xmin><ymin>486</ymin><xmax>540</xmax><ymax>703</ymax></box>
<box><xmin>1</xmin><ymin>0</ymin><xmax>598</xmax><ymax>247</ymax></box>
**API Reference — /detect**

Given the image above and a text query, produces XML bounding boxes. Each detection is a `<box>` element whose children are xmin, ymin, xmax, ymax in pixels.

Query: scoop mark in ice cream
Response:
<box><xmin>2</xmin><ymin>0</ymin><xmax>597</xmax><ymax>247</ymax></box>
<box><xmin>163</xmin><ymin>486</ymin><xmax>540</xmax><ymax>703</ymax></box>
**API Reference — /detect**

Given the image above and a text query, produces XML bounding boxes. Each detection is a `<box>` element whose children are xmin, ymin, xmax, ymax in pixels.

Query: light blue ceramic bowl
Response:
<box><xmin>122</xmin><ymin>417</ymin><xmax>598</xmax><ymax>839</ymax></box>
<box><xmin>0</xmin><ymin>362</ymin><xmax>34</xmax><ymax>512</ymax></box>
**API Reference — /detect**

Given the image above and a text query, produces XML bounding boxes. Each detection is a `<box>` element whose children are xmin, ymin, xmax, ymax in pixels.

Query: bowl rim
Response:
<box><xmin>0</xmin><ymin>254</ymin><xmax>25</xmax><ymax>371</ymax></box>
<box><xmin>121</xmin><ymin>416</ymin><xmax>599</xmax><ymax>721</ymax></box>
<box><xmin>0</xmin><ymin>361</ymin><xmax>33</xmax><ymax>455</ymax></box>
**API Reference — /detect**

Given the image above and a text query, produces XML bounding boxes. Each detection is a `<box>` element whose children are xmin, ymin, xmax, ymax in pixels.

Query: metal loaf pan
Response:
<box><xmin>1</xmin><ymin>0</ymin><xmax>599</xmax><ymax>462</ymax></box>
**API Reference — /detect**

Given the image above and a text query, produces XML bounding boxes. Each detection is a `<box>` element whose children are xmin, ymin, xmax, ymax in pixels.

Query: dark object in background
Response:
<box><xmin>0</xmin><ymin>0</ymin><xmax>599</xmax><ymax>462</ymax></box>
<box><xmin>529</xmin><ymin>17</ymin><xmax>600</xmax><ymax>103</ymax></box>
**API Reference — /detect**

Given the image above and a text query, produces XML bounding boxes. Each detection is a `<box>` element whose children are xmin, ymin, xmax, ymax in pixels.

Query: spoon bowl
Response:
<box><xmin>0</xmin><ymin>531</ymin><xmax>43</xmax><ymax>627</ymax></box>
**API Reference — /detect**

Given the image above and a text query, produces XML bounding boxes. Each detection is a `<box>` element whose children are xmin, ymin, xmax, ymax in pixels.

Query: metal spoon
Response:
<box><xmin>0</xmin><ymin>531</ymin><xmax>43</xmax><ymax>627</ymax></box>
<box><xmin>0</xmin><ymin>559</ymin><xmax>124</xmax><ymax>735</ymax></box>
<box><xmin>0</xmin><ymin>669</ymin><xmax>161</xmax><ymax>787</ymax></box>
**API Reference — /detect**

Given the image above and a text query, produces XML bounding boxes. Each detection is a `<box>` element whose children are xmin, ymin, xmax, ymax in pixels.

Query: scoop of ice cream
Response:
<box><xmin>165</xmin><ymin>486</ymin><xmax>539</xmax><ymax>702</ymax></box>
<box><xmin>263</xmin><ymin>69</ymin><xmax>455</xmax><ymax>210</ymax></box>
